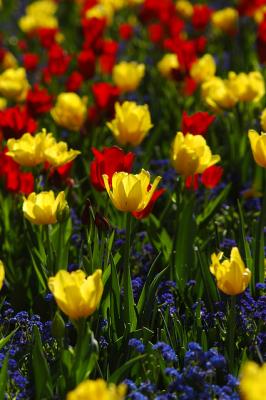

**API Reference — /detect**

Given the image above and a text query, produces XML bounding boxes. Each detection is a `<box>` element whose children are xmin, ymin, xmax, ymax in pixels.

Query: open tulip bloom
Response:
<box><xmin>102</xmin><ymin>169</ymin><xmax>161</xmax><ymax>212</ymax></box>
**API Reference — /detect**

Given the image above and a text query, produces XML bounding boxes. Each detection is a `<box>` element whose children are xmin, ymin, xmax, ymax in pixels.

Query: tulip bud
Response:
<box><xmin>95</xmin><ymin>212</ymin><xmax>110</xmax><ymax>232</ymax></box>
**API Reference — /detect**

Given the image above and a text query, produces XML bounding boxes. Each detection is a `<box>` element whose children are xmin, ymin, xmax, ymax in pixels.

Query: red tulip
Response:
<box><xmin>90</xmin><ymin>146</ymin><xmax>135</xmax><ymax>191</ymax></box>
<box><xmin>181</xmin><ymin>111</ymin><xmax>215</xmax><ymax>135</ymax></box>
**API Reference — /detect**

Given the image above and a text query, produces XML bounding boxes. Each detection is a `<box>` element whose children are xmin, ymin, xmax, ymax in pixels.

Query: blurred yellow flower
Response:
<box><xmin>0</xmin><ymin>260</ymin><xmax>5</xmax><ymax>291</ymax></box>
<box><xmin>0</xmin><ymin>97</ymin><xmax>7</xmax><ymax>110</ymax></box>
<box><xmin>112</xmin><ymin>61</ymin><xmax>145</xmax><ymax>93</ymax></box>
<box><xmin>48</xmin><ymin>269</ymin><xmax>103</xmax><ymax>319</ymax></box>
<box><xmin>157</xmin><ymin>54</ymin><xmax>179</xmax><ymax>79</ymax></box>
<box><xmin>85</xmin><ymin>3</ymin><xmax>114</xmax><ymax>23</ymax></box>
<box><xmin>210</xmin><ymin>247</ymin><xmax>251</xmax><ymax>296</ymax></box>
<box><xmin>211</xmin><ymin>8</ymin><xmax>238</xmax><ymax>34</ymax></box>
<box><xmin>19</xmin><ymin>0</ymin><xmax>58</xmax><ymax>33</ymax></box>
<box><xmin>201</xmin><ymin>76</ymin><xmax>237</xmax><ymax>112</ymax></box>
<box><xmin>261</xmin><ymin>109</ymin><xmax>266</xmax><ymax>131</ymax></box>
<box><xmin>0</xmin><ymin>68</ymin><xmax>30</xmax><ymax>102</ymax></box>
<box><xmin>67</xmin><ymin>378</ymin><xmax>126</xmax><ymax>400</ymax></box>
<box><xmin>103</xmin><ymin>169</ymin><xmax>161</xmax><ymax>212</ymax></box>
<box><xmin>190</xmin><ymin>54</ymin><xmax>216</xmax><ymax>84</ymax></box>
<box><xmin>51</xmin><ymin>92</ymin><xmax>87</xmax><ymax>132</ymax></box>
<box><xmin>107</xmin><ymin>101</ymin><xmax>153</xmax><ymax>146</ymax></box>
<box><xmin>7</xmin><ymin>130</ymin><xmax>55</xmax><ymax>167</ymax></box>
<box><xmin>23</xmin><ymin>191</ymin><xmax>68</xmax><ymax>225</ymax></box>
<box><xmin>254</xmin><ymin>6</ymin><xmax>266</xmax><ymax>24</ymax></box>
<box><xmin>176</xmin><ymin>0</ymin><xmax>193</xmax><ymax>19</ymax></box>
<box><xmin>240</xmin><ymin>361</ymin><xmax>266</xmax><ymax>400</ymax></box>
<box><xmin>1</xmin><ymin>52</ymin><xmax>18</xmax><ymax>70</ymax></box>
<box><xmin>44</xmin><ymin>141</ymin><xmax>81</xmax><ymax>167</ymax></box>
<box><xmin>171</xmin><ymin>132</ymin><xmax>220</xmax><ymax>177</ymax></box>
<box><xmin>248</xmin><ymin>129</ymin><xmax>266</xmax><ymax>168</ymax></box>
<box><xmin>228</xmin><ymin>71</ymin><xmax>265</xmax><ymax>102</ymax></box>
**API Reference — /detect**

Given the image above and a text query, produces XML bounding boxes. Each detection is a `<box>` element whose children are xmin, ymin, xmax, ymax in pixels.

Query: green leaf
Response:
<box><xmin>32</xmin><ymin>325</ymin><xmax>53</xmax><ymax>399</ymax></box>
<box><xmin>109</xmin><ymin>355</ymin><xmax>145</xmax><ymax>383</ymax></box>
<box><xmin>197</xmin><ymin>184</ymin><xmax>231</xmax><ymax>227</ymax></box>
<box><xmin>0</xmin><ymin>327</ymin><xmax>18</xmax><ymax>351</ymax></box>
<box><xmin>0</xmin><ymin>353</ymin><xmax>8</xmax><ymax>400</ymax></box>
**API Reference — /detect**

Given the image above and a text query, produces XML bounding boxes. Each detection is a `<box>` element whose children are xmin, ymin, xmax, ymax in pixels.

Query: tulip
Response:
<box><xmin>48</xmin><ymin>269</ymin><xmax>103</xmax><ymax>319</ymax></box>
<box><xmin>0</xmin><ymin>260</ymin><xmax>5</xmax><ymax>290</ymax></box>
<box><xmin>176</xmin><ymin>1</ymin><xmax>194</xmax><ymax>20</ymax></box>
<box><xmin>103</xmin><ymin>169</ymin><xmax>161</xmax><ymax>212</ymax></box>
<box><xmin>107</xmin><ymin>101</ymin><xmax>153</xmax><ymax>146</ymax></box>
<box><xmin>157</xmin><ymin>54</ymin><xmax>179</xmax><ymax>79</ymax></box>
<box><xmin>67</xmin><ymin>379</ymin><xmax>126</xmax><ymax>400</ymax></box>
<box><xmin>181</xmin><ymin>111</ymin><xmax>215</xmax><ymax>136</ymax></box>
<box><xmin>18</xmin><ymin>0</ymin><xmax>58</xmax><ymax>33</ymax></box>
<box><xmin>190</xmin><ymin>54</ymin><xmax>216</xmax><ymax>84</ymax></box>
<box><xmin>85</xmin><ymin>3</ymin><xmax>114</xmax><ymax>24</ymax></box>
<box><xmin>90</xmin><ymin>146</ymin><xmax>135</xmax><ymax>191</ymax></box>
<box><xmin>248</xmin><ymin>129</ymin><xmax>266</xmax><ymax>168</ymax></box>
<box><xmin>201</xmin><ymin>76</ymin><xmax>237</xmax><ymax>112</ymax></box>
<box><xmin>7</xmin><ymin>130</ymin><xmax>55</xmax><ymax>167</ymax></box>
<box><xmin>171</xmin><ymin>132</ymin><xmax>220</xmax><ymax>177</ymax></box>
<box><xmin>51</xmin><ymin>92</ymin><xmax>87</xmax><ymax>132</ymax></box>
<box><xmin>240</xmin><ymin>361</ymin><xmax>266</xmax><ymax>400</ymax></box>
<box><xmin>227</xmin><ymin>71</ymin><xmax>265</xmax><ymax>102</ymax></box>
<box><xmin>23</xmin><ymin>191</ymin><xmax>68</xmax><ymax>225</ymax></box>
<box><xmin>44</xmin><ymin>141</ymin><xmax>81</xmax><ymax>167</ymax></box>
<box><xmin>112</xmin><ymin>61</ymin><xmax>145</xmax><ymax>93</ymax></box>
<box><xmin>211</xmin><ymin>8</ymin><xmax>238</xmax><ymax>34</ymax></box>
<box><xmin>0</xmin><ymin>68</ymin><xmax>30</xmax><ymax>102</ymax></box>
<box><xmin>210</xmin><ymin>247</ymin><xmax>251</xmax><ymax>295</ymax></box>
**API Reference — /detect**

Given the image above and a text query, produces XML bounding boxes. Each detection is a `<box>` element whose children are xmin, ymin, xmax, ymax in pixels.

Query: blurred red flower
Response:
<box><xmin>192</xmin><ymin>4</ymin><xmax>212</xmax><ymax>31</ymax></box>
<box><xmin>90</xmin><ymin>146</ymin><xmax>135</xmax><ymax>191</ymax></box>
<box><xmin>0</xmin><ymin>106</ymin><xmax>37</xmax><ymax>139</ymax></box>
<box><xmin>181</xmin><ymin>111</ymin><xmax>215</xmax><ymax>135</ymax></box>
<box><xmin>201</xmin><ymin>165</ymin><xmax>223</xmax><ymax>189</ymax></box>
<box><xmin>23</xmin><ymin>53</ymin><xmax>39</xmax><ymax>71</ymax></box>
<box><xmin>26</xmin><ymin>85</ymin><xmax>53</xmax><ymax>116</ymax></box>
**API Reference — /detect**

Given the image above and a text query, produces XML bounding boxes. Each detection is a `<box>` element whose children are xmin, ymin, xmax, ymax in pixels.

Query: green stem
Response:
<box><xmin>44</xmin><ymin>225</ymin><xmax>54</xmax><ymax>275</ymax></box>
<box><xmin>227</xmin><ymin>296</ymin><xmax>236</xmax><ymax>372</ymax></box>
<box><xmin>123</xmin><ymin>213</ymin><xmax>137</xmax><ymax>331</ymax></box>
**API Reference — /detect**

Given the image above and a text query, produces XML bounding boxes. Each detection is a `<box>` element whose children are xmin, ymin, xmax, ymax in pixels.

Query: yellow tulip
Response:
<box><xmin>190</xmin><ymin>54</ymin><xmax>216</xmax><ymax>84</ymax></box>
<box><xmin>157</xmin><ymin>54</ymin><xmax>179</xmax><ymax>79</ymax></box>
<box><xmin>107</xmin><ymin>101</ymin><xmax>153</xmax><ymax>146</ymax></box>
<box><xmin>0</xmin><ymin>98</ymin><xmax>7</xmax><ymax>110</ymax></box>
<box><xmin>0</xmin><ymin>261</ymin><xmax>5</xmax><ymax>291</ymax></box>
<box><xmin>19</xmin><ymin>0</ymin><xmax>58</xmax><ymax>33</ymax></box>
<box><xmin>261</xmin><ymin>109</ymin><xmax>266</xmax><ymax>132</ymax></box>
<box><xmin>176</xmin><ymin>0</ymin><xmax>193</xmax><ymax>19</ymax></box>
<box><xmin>103</xmin><ymin>169</ymin><xmax>161</xmax><ymax>212</ymax></box>
<box><xmin>201</xmin><ymin>76</ymin><xmax>237</xmax><ymax>112</ymax></box>
<box><xmin>23</xmin><ymin>191</ymin><xmax>68</xmax><ymax>225</ymax></box>
<box><xmin>240</xmin><ymin>361</ymin><xmax>266</xmax><ymax>400</ymax></box>
<box><xmin>7</xmin><ymin>129</ymin><xmax>55</xmax><ymax>167</ymax></box>
<box><xmin>254</xmin><ymin>5</ymin><xmax>266</xmax><ymax>24</ymax></box>
<box><xmin>248</xmin><ymin>129</ymin><xmax>266</xmax><ymax>168</ymax></box>
<box><xmin>48</xmin><ymin>269</ymin><xmax>103</xmax><ymax>319</ymax></box>
<box><xmin>67</xmin><ymin>379</ymin><xmax>126</xmax><ymax>400</ymax></box>
<box><xmin>44</xmin><ymin>141</ymin><xmax>81</xmax><ymax>167</ymax></box>
<box><xmin>85</xmin><ymin>3</ymin><xmax>114</xmax><ymax>24</ymax></box>
<box><xmin>211</xmin><ymin>8</ymin><xmax>238</xmax><ymax>34</ymax></box>
<box><xmin>210</xmin><ymin>247</ymin><xmax>251</xmax><ymax>296</ymax></box>
<box><xmin>171</xmin><ymin>132</ymin><xmax>220</xmax><ymax>177</ymax></box>
<box><xmin>1</xmin><ymin>52</ymin><xmax>18</xmax><ymax>70</ymax></box>
<box><xmin>228</xmin><ymin>71</ymin><xmax>265</xmax><ymax>102</ymax></box>
<box><xmin>51</xmin><ymin>92</ymin><xmax>87</xmax><ymax>132</ymax></box>
<box><xmin>0</xmin><ymin>68</ymin><xmax>30</xmax><ymax>102</ymax></box>
<box><xmin>112</xmin><ymin>61</ymin><xmax>145</xmax><ymax>93</ymax></box>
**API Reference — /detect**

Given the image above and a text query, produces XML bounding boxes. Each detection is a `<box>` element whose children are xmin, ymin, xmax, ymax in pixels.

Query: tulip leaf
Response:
<box><xmin>32</xmin><ymin>325</ymin><xmax>53</xmax><ymax>399</ymax></box>
<box><xmin>0</xmin><ymin>327</ymin><xmax>19</xmax><ymax>351</ymax></box>
<box><xmin>109</xmin><ymin>355</ymin><xmax>145</xmax><ymax>383</ymax></box>
<box><xmin>196</xmin><ymin>184</ymin><xmax>231</xmax><ymax>227</ymax></box>
<box><xmin>0</xmin><ymin>353</ymin><xmax>8</xmax><ymax>400</ymax></box>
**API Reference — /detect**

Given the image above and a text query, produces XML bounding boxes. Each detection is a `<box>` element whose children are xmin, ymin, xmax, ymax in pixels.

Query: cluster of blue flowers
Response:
<box><xmin>0</xmin><ymin>302</ymin><xmax>53</xmax><ymax>399</ymax></box>
<box><xmin>125</xmin><ymin>342</ymin><xmax>239</xmax><ymax>400</ymax></box>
